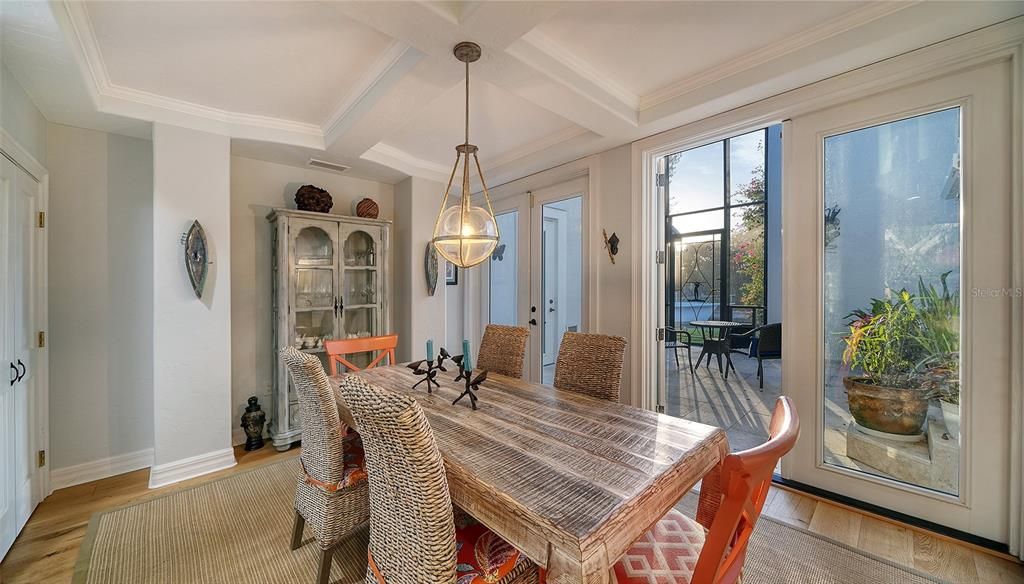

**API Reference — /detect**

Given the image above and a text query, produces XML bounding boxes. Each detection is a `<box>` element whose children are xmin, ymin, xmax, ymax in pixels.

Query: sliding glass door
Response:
<box><xmin>785</xmin><ymin>60</ymin><xmax>1013</xmax><ymax>542</ymax></box>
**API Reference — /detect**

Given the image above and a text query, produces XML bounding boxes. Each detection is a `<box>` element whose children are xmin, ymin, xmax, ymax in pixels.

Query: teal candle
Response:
<box><xmin>462</xmin><ymin>339</ymin><xmax>472</xmax><ymax>371</ymax></box>
<box><xmin>426</xmin><ymin>339</ymin><xmax>434</xmax><ymax>361</ymax></box>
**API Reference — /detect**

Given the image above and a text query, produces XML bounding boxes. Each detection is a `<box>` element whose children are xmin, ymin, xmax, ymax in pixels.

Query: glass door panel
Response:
<box><xmin>489</xmin><ymin>211</ymin><xmax>519</xmax><ymax>326</ymax></box>
<box><xmin>340</xmin><ymin>226</ymin><xmax>383</xmax><ymax>369</ymax></box>
<box><xmin>822</xmin><ymin>107</ymin><xmax>962</xmax><ymax>495</ymax></box>
<box><xmin>290</xmin><ymin>223</ymin><xmax>339</xmax><ymax>353</ymax></box>
<box><xmin>540</xmin><ymin>196</ymin><xmax>583</xmax><ymax>385</ymax></box>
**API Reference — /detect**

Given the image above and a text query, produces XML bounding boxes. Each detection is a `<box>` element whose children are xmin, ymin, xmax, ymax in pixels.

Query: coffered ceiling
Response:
<box><xmin>3</xmin><ymin>1</ymin><xmax>1023</xmax><ymax>185</ymax></box>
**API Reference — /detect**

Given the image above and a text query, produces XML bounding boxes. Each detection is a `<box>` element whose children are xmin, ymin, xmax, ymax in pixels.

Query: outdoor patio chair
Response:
<box><xmin>732</xmin><ymin>323</ymin><xmax>782</xmax><ymax>389</ymax></box>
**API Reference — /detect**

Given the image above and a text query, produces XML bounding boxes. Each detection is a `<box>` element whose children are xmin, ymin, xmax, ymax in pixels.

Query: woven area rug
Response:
<box><xmin>74</xmin><ymin>458</ymin><xmax>947</xmax><ymax>584</ymax></box>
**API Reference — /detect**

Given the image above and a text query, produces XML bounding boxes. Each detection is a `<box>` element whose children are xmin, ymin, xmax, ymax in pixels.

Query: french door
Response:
<box><xmin>1</xmin><ymin>153</ymin><xmax>44</xmax><ymax>560</ymax></box>
<box><xmin>483</xmin><ymin>177</ymin><xmax>587</xmax><ymax>384</ymax></box>
<box><xmin>784</xmin><ymin>60</ymin><xmax>1013</xmax><ymax>542</ymax></box>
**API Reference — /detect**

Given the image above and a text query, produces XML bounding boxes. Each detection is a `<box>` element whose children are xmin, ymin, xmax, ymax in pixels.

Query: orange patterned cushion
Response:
<box><xmin>454</xmin><ymin>510</ymin><xmax>524</xmax><ymax>584</ymax></box>
<box><xmin>611</xmin><ymin>508</ymin><xmax>707</xmax><ymax>583</ymax></box>
<box><xmin>341</xmin><ymin>432</ymin><xmax>367</xmax><ymax>487</ymax></box>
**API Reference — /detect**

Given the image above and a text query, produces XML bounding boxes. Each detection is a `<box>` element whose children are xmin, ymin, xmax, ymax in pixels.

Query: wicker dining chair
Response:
<box><xmin>553</xmin><ymin>332</ymin><xmax>628</xmax><ymax>402</ymax></box>
<box><xmin>335</xmin><ymin>374</ymin><xmax>540</xmax><ymax>584</ymax></box>
<box><xmin>280</xmin><ymin>347</ymin><xmax>370</xmax><ymax>584</ymax></box>
<box><xmin>477</xmin><ymin>324</ymin><xmax>530</xmax><ymax>378</ymax></box>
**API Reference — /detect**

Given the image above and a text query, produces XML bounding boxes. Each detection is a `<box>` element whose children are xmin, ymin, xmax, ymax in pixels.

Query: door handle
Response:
<box><xmin>529</xmin><ymin>318</ymin><xmax>537</xmax><ymax>326</ymax></box>
<box><xmin>9</xmin><ymin>363</ymin><xmax>16</xmax><ymax>386</ymax></box>
<box><xmin>16</xmin><ymin>360</ymin><xmax>25</xmax><ymax>382</ymax></box>
<box><xmin>334</xmin><ymin>296</ymin><xmax>339</xmax><ymax>317</ymax></box>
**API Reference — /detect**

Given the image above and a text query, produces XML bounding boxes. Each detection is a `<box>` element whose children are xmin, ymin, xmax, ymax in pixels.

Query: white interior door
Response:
<box><xmin>482</xmin><ymin>177</ymin><xmax>588</xmax><ymax>383</ymax></box>
<box><xmin>1</xmin><ymin>154</ymin><xmax>42</xmax><ymax>560</ymax></box>
<box><xmin>783</xmin><ymin>60</ymin><xmax>1013</xmax><ymax>543</ymax></box>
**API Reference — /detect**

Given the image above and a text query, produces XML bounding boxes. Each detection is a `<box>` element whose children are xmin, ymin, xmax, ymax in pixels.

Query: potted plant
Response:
<box><xmin>841</xmin><ymin>273</ymin><xmax>959</xmax><ymax>436</ymax></box>
<box><xmin>914</xmin><ymin>274</ymin><xmax>960</xmax><ymax>439</ymax></box>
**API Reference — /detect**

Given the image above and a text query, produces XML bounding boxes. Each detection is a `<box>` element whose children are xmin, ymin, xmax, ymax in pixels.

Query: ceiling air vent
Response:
<box><xmin>307</xmin><ymin>158</ymin><xmax>349</xmax><ymax>174</ymax></box>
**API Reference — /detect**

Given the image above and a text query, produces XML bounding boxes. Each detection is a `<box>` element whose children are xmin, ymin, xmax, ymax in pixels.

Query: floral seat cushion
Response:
<box><xmin>610</xmin><ymin>508</ymin><xmax>710</xmax><ymax>584</ymax></box>
<box><xmin>341</xmin><ymin>431</ymin><xmax>367</xmax><ymax>488</ymax></box>
<box><xmin>454</xmin><ymin>510</ymin><xmax>527</xmax><ymax>584</ymax></box>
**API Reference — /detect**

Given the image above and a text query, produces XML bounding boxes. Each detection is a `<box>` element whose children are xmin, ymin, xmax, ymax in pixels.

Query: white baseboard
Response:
<box><xmin>50</xmin><ymin>448</ymin><xmax>154</xmax><ymax>491</ymax></box>
<box><xmin>148</xmin><ymin>448</ymin><xmax>237</xmax><ymax>489</ymax></box>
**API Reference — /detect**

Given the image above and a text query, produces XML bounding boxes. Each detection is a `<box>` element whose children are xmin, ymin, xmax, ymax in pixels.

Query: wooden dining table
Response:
<box><xmin>330</xmin><ymin>365</ymin><xmax>729</xmax><ymax>584</ymax></box>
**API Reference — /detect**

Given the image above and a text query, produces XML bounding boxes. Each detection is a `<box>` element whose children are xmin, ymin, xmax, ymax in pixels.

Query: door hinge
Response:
<box><xmin>37</xmin><ymin>450</ymin><xmax>45</xmax><ymax>467</ymax></box>
<box><xmin>37</xmin><ymin>331</ymin><xmax>46</xmax><ymax>348</ymax></box>
<box><xmin>655</xmin><ymin>250</ymin><xmax>666</xmax><ymax>265</ymax></box>
<box><xmin>37</xmin><ymin>211</ymin><xmax>46</xmax><ymax>228</ymax></box>
<box><xmin>656</xmin><ymin>327</ymin><xmax>666</xmax><ymax>342</ymax></box>
<box><xmin>656</xmin><ymin>404</ymin><xmax>666</xmax><ymax>414</ymax></box>
<box><xmin>528</xmin><ymin>190</ymin><xmax>535</xmax><ymax>209</ymax></box>
<box><xmin>656</xmin><ymin>173</ymin><xmax>667</xmax><ymax>188</ymax></box>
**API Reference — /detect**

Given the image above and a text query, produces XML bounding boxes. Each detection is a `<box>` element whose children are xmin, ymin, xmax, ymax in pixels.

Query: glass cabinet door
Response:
<box><xmin>339</xmin><ymin>225</ymin><xmax>382</xmax><ymax>339</ymax></box>
<box><xmin>290</xmin><ymin>221</ymin><xmax>340</xmax><ymax>354</ymax></box>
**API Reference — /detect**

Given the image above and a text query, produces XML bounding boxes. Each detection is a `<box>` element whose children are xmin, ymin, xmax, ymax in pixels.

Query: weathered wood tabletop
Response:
<box><xmin>330</xmin><ymin>365</ymin><xmax>729</xmax><ymax>584</ymax></box>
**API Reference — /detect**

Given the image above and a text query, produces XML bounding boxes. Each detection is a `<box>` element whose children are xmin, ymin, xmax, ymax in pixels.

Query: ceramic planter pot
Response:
<box><xmin>940</xmin><ymin>399</ymin><xmax>960</xmax><ymax>440</ymax></box>
<box><xmin>844</xmin><ymin>376</ymin><xmax>929</xmax><ymax>436</ymax></box>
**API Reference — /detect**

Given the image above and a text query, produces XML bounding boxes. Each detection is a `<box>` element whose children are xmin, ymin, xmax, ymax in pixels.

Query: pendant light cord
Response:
<box><xmin>464</xmin><ymin>60</ymin><xmax>470</xmax><ymax>147</ymax></box>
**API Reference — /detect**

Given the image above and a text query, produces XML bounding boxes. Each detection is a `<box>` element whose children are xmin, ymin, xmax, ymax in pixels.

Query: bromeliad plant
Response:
<box><xmin>842</xmin><ymin>272</ymin><xmax>960</xmax><ymax>399</ymax></box>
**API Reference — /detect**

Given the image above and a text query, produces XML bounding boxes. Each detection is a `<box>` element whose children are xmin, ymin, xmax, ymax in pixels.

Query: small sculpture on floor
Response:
<box><xmin>409</xmin><ymin>347</ymin><xmax>451</xmax><ymax>393</ymax></box>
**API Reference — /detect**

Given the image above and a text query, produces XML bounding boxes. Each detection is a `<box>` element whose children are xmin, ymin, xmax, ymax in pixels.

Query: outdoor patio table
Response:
<box><xmin>689</xmin><ymin>320</ymin><xmax>743</xmax><ymax>379</ymax></box>
<box><xmin>331</xmin><ymin>365</ymin><xmax>729</xmax><ymax>584</ymax></box>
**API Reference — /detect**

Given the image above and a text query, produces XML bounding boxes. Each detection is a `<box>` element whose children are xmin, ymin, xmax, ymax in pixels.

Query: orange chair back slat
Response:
<box><xmin>324</xmin><ymin>335</ymin><xmax>398</xmax><ymax>375</ymax></box>
<box><xmin>691</xmin><ymin>396</ymin><xmax>800</xmax><ymax>584</ymax></box>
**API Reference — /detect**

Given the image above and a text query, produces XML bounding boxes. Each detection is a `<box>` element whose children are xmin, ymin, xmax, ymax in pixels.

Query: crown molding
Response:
<box><xmin>363</xmin><ymin>143</ymin><xmax>451</xmax><ymax>183</ymax></box>
<box><xmin>639</xmin><ymin>1</ymin><xmax>919</xmax><ymax>111</ymax></box>
<box><xmin>322</xmin><ymin>41</ymin><xmax>423</xmax><ymax>146</ymax></box>
<box><xmin>487</xmin><ymin>126</ymin><xmax>592</xmax><ymax>170</ymax></box>
<box><xmin>58</xmin><ymin>0</ymin><xmax>324</xmax><ymax>148</ymax></box>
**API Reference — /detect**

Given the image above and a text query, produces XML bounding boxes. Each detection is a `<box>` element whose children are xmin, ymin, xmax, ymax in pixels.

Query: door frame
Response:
<box><xmin>631</xmin><ymin>20</ymin><xmax>1024</xmax><ymax>553</ymax></box>
<box><xmin>1</xmin><ymin>128</ymin><xmax>50</xmax><ymax>505</ymax></box>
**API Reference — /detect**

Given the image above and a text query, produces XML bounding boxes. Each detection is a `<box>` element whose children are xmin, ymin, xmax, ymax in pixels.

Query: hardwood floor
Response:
<box><xmin>1</xmin><ymin>444</ymin><xmax>1021</xmax><ymax>584</ymax></box>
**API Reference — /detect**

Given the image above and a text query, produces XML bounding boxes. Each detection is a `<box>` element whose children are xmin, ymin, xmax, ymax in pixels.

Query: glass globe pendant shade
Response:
<box><xmin>431</xmin><ymin>144</ymin><xmax>499</xmax><ymax>268</ymax></box>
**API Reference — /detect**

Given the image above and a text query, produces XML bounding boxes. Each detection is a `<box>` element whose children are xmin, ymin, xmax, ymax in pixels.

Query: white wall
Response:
<box><xmin>229</xmin><ymin>155</ymin><xmax>393</xmax><ymax>444</ymax></box>
<box><xmin>1</xmin><ymin>61</ymin><xmax>46</xmax><ymax>164</ymax></box>
<box><xmin>445</xmin><ymin>278</ymin><xmax>464</xmax><ymax>351</ymax></box>
<box><xmin>46</xmin><ymin>123</ymin><xmax>154</xmax><ymax>482</ymax></box>
<box><xmin>151</xmin><ymin>123</ymin><xmax>233</xmax><ymax>487</ymax></box>
<box><xmin>393</xmin><ymin>176</ymin><xmax>447</xmax><ymax>362</ymax></box>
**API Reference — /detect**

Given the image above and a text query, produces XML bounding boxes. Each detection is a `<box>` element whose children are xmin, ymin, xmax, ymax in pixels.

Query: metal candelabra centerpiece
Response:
<box><xmin>451</xmin><ymin>353</ymin><xmax>488</xmax><ymax>410</ymax></box>
<box><xmin>408</xmin><ymin>347</ymin><xmax>451</xmax><ymax>393</ymax></box>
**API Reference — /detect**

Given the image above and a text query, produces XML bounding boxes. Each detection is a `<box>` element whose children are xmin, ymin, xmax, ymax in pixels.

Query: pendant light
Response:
<box><xmin>431</xmin><ymin>41</ymin><xmax>499</xmax><ymax>268</ymax></box>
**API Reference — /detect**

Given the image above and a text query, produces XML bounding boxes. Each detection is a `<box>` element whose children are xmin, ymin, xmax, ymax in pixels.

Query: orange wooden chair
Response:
<box><xmin>610</xmin><ymin>396</ymin><xmax>800</xmax><ymax>584</ymax></box>
<box><xmin>324</xmin><ymin>334</ymin><xmax>398</xmax><ymax>375</ymax></box>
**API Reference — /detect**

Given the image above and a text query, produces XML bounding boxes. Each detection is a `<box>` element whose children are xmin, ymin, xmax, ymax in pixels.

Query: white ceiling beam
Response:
<box><xmin>333</xmin><ymin>1</ymin><xmax>636</xmax><ymax>138</ymax></box>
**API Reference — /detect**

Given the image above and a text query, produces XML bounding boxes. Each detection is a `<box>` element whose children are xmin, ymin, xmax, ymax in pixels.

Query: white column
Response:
<box><xmin>150</xmin><ymin>124</ymin><xmax>234</xmax><ymax>488</ymax></box>
<box><xmin>392</xmin><ymin>176</ymin><xmax>447</xmax><ymax>361</ymax></box>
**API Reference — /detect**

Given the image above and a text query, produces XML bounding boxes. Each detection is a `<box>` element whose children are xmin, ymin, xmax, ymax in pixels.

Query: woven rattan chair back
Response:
<box><xmin>552</xmin><ymin>332</ymin><xmax>627</xmax><ymax>402</ymax></box>
<box><xmin>336</xmin><ymin>375</ymin><xmax>457</xmax><ymax>584</ymax></box>
<box><xmin>281</xmin><ymin>347</ymin><xmax>346</xmax><ymax>487</ymax></box>
<box><xmin>476</xmin><ymin>324</ymin><xmax>530</xmax><ymax>378</ymax></box>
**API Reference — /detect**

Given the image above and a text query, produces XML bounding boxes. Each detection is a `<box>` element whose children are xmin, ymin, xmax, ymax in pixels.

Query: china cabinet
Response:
<box><xmin>267</xmin><ymin>208</ymin><xmax>390</xmax><ymax>451</ymax></box>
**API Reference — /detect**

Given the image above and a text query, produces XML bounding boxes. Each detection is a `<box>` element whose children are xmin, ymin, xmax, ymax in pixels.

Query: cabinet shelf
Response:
<box><xmin>294</xmin><ymin>306</ymin><xmax>334</xmax><ymax>312</ymax></box>
<box><xmin>343</xmin><ymin>303</ymin><xmax>379</xmax><ymax>310</ymax></box>
<box><xmin>343</xmin><ymin>266</ymin><xmax>378</xmax><ymax>271</ymax></box>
